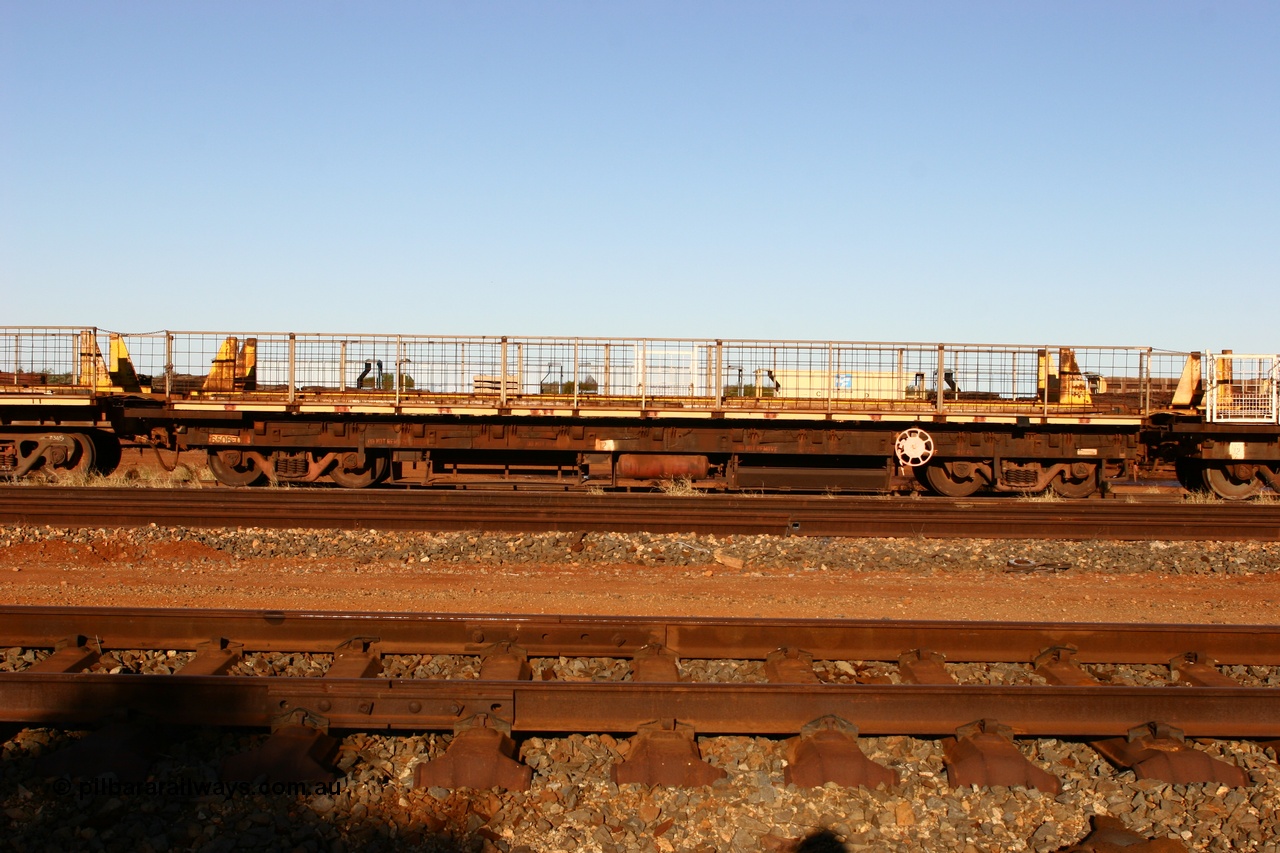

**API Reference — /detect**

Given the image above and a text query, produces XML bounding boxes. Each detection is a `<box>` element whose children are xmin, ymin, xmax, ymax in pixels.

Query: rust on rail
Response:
<box><xmin>4</xmin><ymin>606</ymin><xmax>1280</xmax><ymax>664</ymax></box>
<box><xmin>2</xmin><ymin>486</ymin><xmax>1279</xmax><ymax>540</ymax></box>
<box><xmin>0</xmin><ymin>608</ymin><xmax>1279</xmax><ymax>736</ymax></box>
<box><xmin>0</xmin><ymin>675</ymin><xmax>1277</xmax><ymax>739</ymax></box>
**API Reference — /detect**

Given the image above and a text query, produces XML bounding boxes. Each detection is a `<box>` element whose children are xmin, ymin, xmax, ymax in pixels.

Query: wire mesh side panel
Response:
<box><xmin>938</xmin><ymin>346</ymin><xmax>1025</xmax><ymax>409</ymax></box>
<box><xmin>502</xmin><ymin>339</ymin><xmax>590</xmax><ymax>397</ymax></box>
<box><xmin>112</xmin><ymin>331</ymin><xmax>169</xmax><ymax>390</ymax></box>
<box><xmin>639</xmin><ymin>340</ymin><xmax>715</xmax><ymax>398</ymax></box>
<box><xmin>96</xmin><ymin>331</ymin><xmax>1195</xmax><ymax>418</ymax></box>
<box><xmin>399</xmin><ymin>338</ymin><xmax>503</xmax><ymax>397</ymax></box>
<box><xmin>706</xmin><ymin>342</ymin><xmax>1171</xmax><ymax>415</ymax></box>
<box><xmin>0</xmin><ymin>328</ymin><xmax>88</xmax><ymax>388</ymax></box>
<box><xmin>569</xmin><ymin>340</ymin><xmax>635</xmax><ymax>398</ymax></box>
<box><xmin>508</xmin><ymin>339</ymin><xmax>629</xmax><ymax>398</ymax></box>
<box><xmin>716</xmin><ymin>342</ymin><xmax>825</xmax><ymax>403</ymax></box>
<box><xmin>1068</xmin><ymin>348</ymin><xmax>1170</xmax><ymax>416</ymax></box>
<box><xmin>290</xmin><ymin>335</ymin><xmax>438</xmax><ymax>396</ymax></box>
<box><xmin>161</xmin><ymin>332</ymin><xmax>224</xmax><ymax>394</ymax></box>
<box><xmin>1206</xmin><ymin>354</ymin><xmax>1280</xmax><ymax>424</ymax></box>
<box><xmin>940</xmin><ymin>346</ymin><xmax>1181</xmax><ymax>415</ymax></box>
<box><xmin>1124</xmin><ymin>349</ymin><xmax>1191</xmax><ymax>414</ymax></box>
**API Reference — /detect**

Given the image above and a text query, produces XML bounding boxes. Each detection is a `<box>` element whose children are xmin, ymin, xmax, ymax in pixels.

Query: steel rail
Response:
<box><xmin>1</xmin><ymin>675</ymin><xmax>1275</xmax><ymax>738</ymax></box>
<box><xmin>4</xmin><ymin>607</ymin><xmax>1280</xmax><ymax>664</ymax></box>
<box><xmin>2</xmin><ymin>486</ymin><xmax>1279</xmax><ymax>540</ymax></box>
<box><xmin>5</xmin><ymin>609</ymin><xmax>1280</xmax><ymax>740</ymax></box>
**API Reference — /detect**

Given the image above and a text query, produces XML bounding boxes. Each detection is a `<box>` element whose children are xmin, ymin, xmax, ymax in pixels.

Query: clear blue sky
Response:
<box><xmin>2</xmin><ymin>2</ymin><xmax>1276</xmax><ymax>351</ymax></box>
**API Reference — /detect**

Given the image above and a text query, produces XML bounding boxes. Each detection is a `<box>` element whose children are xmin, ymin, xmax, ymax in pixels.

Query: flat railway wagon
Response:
<box><xmin>2</xmin><ymin>327</ymin><xmax>1278</xmax><ymax>499</ymax></box>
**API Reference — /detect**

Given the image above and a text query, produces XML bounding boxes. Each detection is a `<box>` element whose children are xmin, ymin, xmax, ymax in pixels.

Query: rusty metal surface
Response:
<box><xmin>221</xmin><ymin>725</ymin><xmax>340</xmax><ymax>784</ymax></box>
<box><xmin>942</xmin><ymin>719</ymin><xmax>1062</xmax><ymax>793</ymax></box>
<box><xmin>1</xmin><ymin>675</ymin><xmax>1278</xmax><ymax>738</ymax></box>
<box><xmin>6</xmin><ymin>607</ymin><xmax>1280</xmax><ymax>664</ymax></box>
<box><xmin>1090</xmin><ymin>722</ymin><xmax>1250</xmax><ymax>786</ymax></box>
<box><xmin>413</xmin><ymin>718</ymin><xmax>532</xmax><ymax>792</ymax></box>
<box><xmin>1057</xmin><ymin>815</ymin><xmax>1189</xmax><ymax>852</ymax></box>
<box><xmin>611</xmin><ymin>721</ymin><xmax>725</xmax><ymax>787</ymax></box>
<box><xmin>3</xmin><ymin>609</ymin><xmax>1280</xmax><ymax>745</ymax></box>
<box><xmin>2</xmin><ymin>486</ymin><xmax>1280</xmax><ymax>540</ymax></box>
<box><xmin>783</xmin><ymin>716</ymin><xmax>897</xmax><ymax>788</ymax></box>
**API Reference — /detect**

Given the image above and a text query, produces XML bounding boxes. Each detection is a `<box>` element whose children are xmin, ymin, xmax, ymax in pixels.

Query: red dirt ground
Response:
<box><xmin>3</xmin><ymin>536</ymin><xmax>1276</xmax><ymax>624</ymax></box>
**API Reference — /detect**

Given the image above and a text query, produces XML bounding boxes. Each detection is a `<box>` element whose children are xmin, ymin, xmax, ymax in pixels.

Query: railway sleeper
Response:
<box><xmin>179</xmin><ymin>638</ymin><xmax>244</xmax><ymax>676</ymax></box>
<box><xmin>1170</xmin><ymin>651</ymin><xmax>1241</xmax><ymax>688</ymax></box>
<box><xmin>32</xmin><ymin>717</ymin><xmax>160</xmax><ymax>784</ymax></box>
<box><xmin>413</xmin><ymin>713</ymin><xmax>532</xmax><ymax>792</ymax></box>
<box><xmin>27</xmin><ymin>636</ymin><xmax>101</xmax><ymax>674</ymax></box>
<box><xmin>610</xmin><ymin>719</ymin><xmax>725</xmax><ymax>787</ymax></box>
<box><xmin>631</xmin><ymin>644</ymin><xmax>681</xmax><ymax>683</ymax></box>
<box><xmin>1091</xmin><ymin>722</ymin><xmax>1250</xmax><ymax>787</ymax></box>
<box><xmin>222</xmin><ymin>717</ymin><xmax>341</xmax><ymax>785</ymax></box>
<box><xmin>783</xmin><ymin>715</ymin><xmax>897</xmax><ymax>789</ymax></box>
<box><xmin>224</xmin><ymin>640</ymin><xmax>382</xmax><ymax>782</ymax></box>
<box><xmin>764</xmin><ymin>647</ymin><xmax>822</xmax><ymax>684</ymax></box>
<box><xmin>1036</xmin><ymin>647</ymin><xmax>1253</xmax><ymax>787</ymax></box>
<box><xmin>943</xmin><ymin>718</ymin><xmax>1062</xmax><ymax>793</ymax></box>
<box><xmin>1062</xmin><ymin>815</ymin><xmax>1191</xmax><ymax>853</ymax></box>
<box><xmin>478</xmin><ymin>642</ymin><xmax>533</xmax><ymax>681</ymax></box>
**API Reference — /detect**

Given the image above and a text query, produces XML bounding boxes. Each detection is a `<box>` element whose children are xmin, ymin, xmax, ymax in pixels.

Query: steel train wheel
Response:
<box><xmin>206</xmin><ymin>449</ymin><xmax>264</xmax><ymax>487</ymax></box>
<box><xmin>55</xmin><ymin>433</ymin><xmax>96</xmax><ymax>476</ymax></box>
<box><xmin>1174</xmin><ymin>458</ymin><xmax>1205</xmax><ymax>492</ymax></box>
<box><xmin>917</xmin><ymin>461</ymin><xmax>984</xmax><ymax>497</ymax></box>
<box><xmin>328</xmin><ymin>454</ymin><xmax>388</xmax><ymax>489</ymax></box>
<box><xmin>1050</xmin><ymin>465</ymin><xmax>1099</xmax><ymax>499</ymax></box>
<box><xmin>1202</xmin><ymin>464</ymin><xmax>1263</xmax><ymax>500</ymax></box>
<box><xmin>24</xmin><ymin>432</ymin><xmax>96</xmax><ymax>478</ymax></box>
<box><xmin>88</xmin><ymin>430</ymin><xmax>122</xmax><ymax>475</ymax></box>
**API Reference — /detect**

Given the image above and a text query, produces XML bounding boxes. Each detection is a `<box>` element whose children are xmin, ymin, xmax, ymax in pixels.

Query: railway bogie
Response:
<box><xmin>2</xmin><ymin>327</ymin><xmax>1277</xmax><ymax>499</ymax></box>
<box><xmin>1147</xmin><ymin>412</ymin><xmax>1280</xmax><ymax>499</ymax></box>
<box><xmin>0</xmin><ymin>428</ymin><xmax>120</xmax><ymax>480</ymax></box>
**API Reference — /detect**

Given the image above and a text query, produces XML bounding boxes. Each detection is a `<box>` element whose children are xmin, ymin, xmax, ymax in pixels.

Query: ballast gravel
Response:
<box><xmin>2</xmin><ymin>723</ymin><xmax>1278</xmax><ymax>853</ymax></box>
<box><xmin>3</xmin><ymin>648</ymin><xmax>1280</xmax><ymax>851</ymax></box>
<box><xmin>2</xmin><ymin>522</ymin><xmax>1280</xmax><ymax>850</ymax></box>
<box><xmin>3</xmin><ymin>524</ymin><xmax>1279</xmax><ymax>577</ymax></box>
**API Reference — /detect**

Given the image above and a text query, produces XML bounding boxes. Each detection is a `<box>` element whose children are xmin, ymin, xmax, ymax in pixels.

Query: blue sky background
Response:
<box><xmin>2</xmin><ymin>2</ymin><xmax>1276</xmax><ymax>351</ymax></box>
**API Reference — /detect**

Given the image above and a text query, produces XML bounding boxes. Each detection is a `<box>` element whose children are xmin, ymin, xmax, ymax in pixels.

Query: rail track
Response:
<box><xmin>3</xmin><ymin>607</ymin><xmax>1278</xmax><ymax>789</ymax></box>
<box><xmin>3</xmin><ymin>485</ymin><xmax>1280</xmax><ymax>540</ymax></box>
<box><xmin>6</xmin><ymin>607</ymin><xmax>1278</xmax><ymax>851</ymax></box>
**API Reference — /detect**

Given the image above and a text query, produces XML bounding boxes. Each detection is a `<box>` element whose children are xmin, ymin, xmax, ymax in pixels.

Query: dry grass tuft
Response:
<box><xmin>658</xmin><ymin>477</ymin><xmax>704</xmax><ymax>496</ymax></box>
<box><xmin>11</xmin><ymin>465</ymin><xmax>215</xmax><ymax>488</ymax></box>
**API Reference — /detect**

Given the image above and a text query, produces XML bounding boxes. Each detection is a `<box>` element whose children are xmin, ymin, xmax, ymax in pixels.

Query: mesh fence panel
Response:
<box><xmin>0</xmin><ymin>328</ymin><xmax>85</xmax><ymax>386</ymax></box>
<box><xmin>1</xmin><ymin>328</ymin><xmax>1201</xmax><ymax>418</ymax></box>
<box><xmin>1206</xmin><ymin>354</ymin><xmax>1280</xmax><ymax>423</ymax></box>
